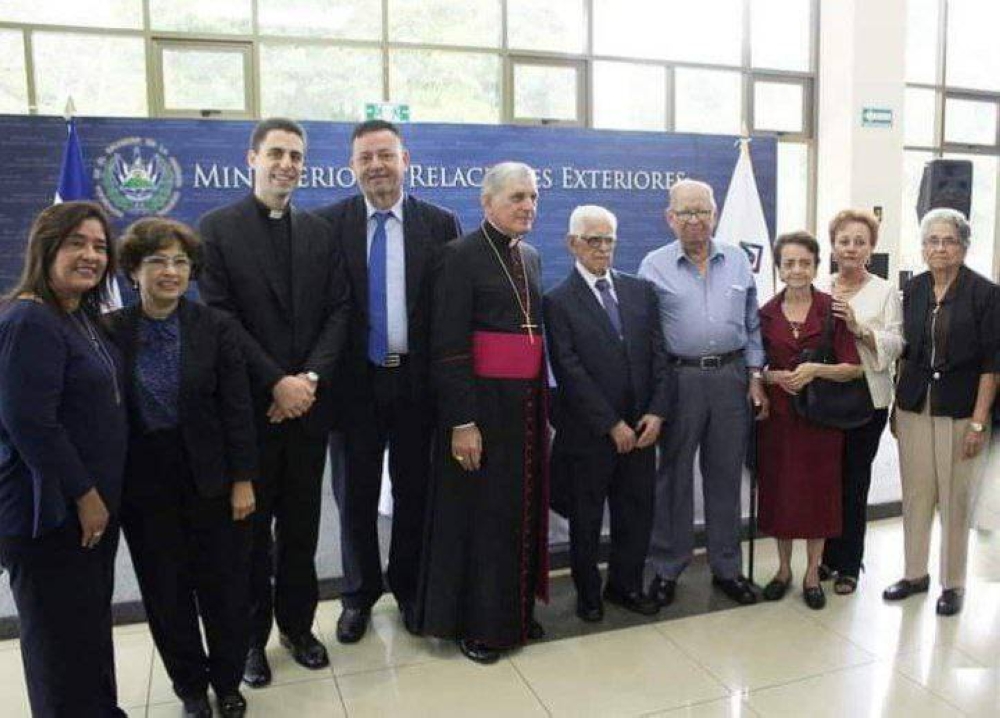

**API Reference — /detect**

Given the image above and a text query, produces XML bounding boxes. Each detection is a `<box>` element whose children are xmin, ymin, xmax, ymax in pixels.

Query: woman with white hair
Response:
<box><xmin>884</xmin><ymin>208</ymin><xmax>1000</xmax><ymax>616</ymax></box>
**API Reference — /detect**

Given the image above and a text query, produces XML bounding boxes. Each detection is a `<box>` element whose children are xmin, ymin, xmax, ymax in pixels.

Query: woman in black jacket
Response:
<box><xmin>884</xmin><ymin>208</ymin><xmax>999</xmax><ymax>616</ymax></box>
<box><xmin>107</xmin><ymin>218</ymin><xmax>258</xmax><ymax>718</ymax></box>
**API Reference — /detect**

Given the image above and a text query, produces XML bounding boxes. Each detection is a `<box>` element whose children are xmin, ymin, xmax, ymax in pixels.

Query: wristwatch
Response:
<box><xmin>304</xmin><ymin>371</ymin><xmax>319</xmax><ymax>384</ymax></box>
<box><xmin>969</xmin><ymin>421</ymin><xmax>985</xmax><ymax>433</ymax></box>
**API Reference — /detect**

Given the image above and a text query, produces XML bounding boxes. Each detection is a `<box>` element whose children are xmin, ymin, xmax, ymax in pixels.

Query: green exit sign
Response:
<box><xmin>861</xmin><ymin>106</ymin><xmax>893</xmax><ymax>128</ymax></box>
<box><xmin>365</xmin><ymin>102</ymin><xmax>411</xmax><ymax>123</ymax></box>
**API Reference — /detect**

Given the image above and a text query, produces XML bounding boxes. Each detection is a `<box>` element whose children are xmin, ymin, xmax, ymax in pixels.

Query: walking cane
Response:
<box><xmin>747</xmin><ymin>411</ymin><xmax>759</xmax><ymax>585</ymax></box>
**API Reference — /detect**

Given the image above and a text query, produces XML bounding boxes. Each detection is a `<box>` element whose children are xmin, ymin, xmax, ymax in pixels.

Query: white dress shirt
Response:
<box><xmin>575</xmin><ymin>261</ymin><xmax>618</xmax><ymax>305</ymax></box>
<box><xmin>365</xmin><ymin>194</ymin><xmax>408</xmax><ymax>354</ymax></box>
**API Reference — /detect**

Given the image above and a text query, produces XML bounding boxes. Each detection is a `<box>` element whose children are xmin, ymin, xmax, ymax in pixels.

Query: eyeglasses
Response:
<box><xmin>672</xmin><ymin>209</ymin><xmax>713</xmax><ymax>222</ymax></box>
<box><xmin>922</xmin><ymin>237</ymin><xmax>962</xmax><ymax>249</ymax></box>
<box><xmin>576</xmin><ymin>235</ymin><xmax>616</xmax><ymax>249</ymax></box>
<box><xmin>141</xmin><ymin>255</ymin><xmax>192</xmax><ymax>270</ymax></box>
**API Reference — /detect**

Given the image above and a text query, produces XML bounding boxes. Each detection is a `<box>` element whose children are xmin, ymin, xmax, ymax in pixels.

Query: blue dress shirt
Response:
<box><xmin>638</xmin><ymin>239</ymin><xmax>765</xmax><ymax>368</ymax></box>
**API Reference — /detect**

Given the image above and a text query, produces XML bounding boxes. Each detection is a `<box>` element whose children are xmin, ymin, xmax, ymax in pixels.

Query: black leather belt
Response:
<box><xmin>372</xmin><ymin>353</ymin><xmax>405</xmax><ymax>369</ymax></box>
<box><xmin>670</xmin><ymin>349</ymin><xmax>743</xmax><ymax>369</ymax></box>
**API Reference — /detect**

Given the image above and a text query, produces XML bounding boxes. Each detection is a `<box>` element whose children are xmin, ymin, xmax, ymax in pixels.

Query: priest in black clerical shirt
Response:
<box><xmin>417</xmin><ymin>161</ymin><xmax>550</xmax><ymax>664</ymax></box>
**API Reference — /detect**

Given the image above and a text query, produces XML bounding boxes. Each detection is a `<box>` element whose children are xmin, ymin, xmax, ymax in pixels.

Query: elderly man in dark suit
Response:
<box><xmin>544</xmin><ymin>204</ymin><xmax>674</xmax><ymax>622</ymax></box>
<box><xmin>315</xmin><ymin>120</ymin><xmax>462</xmax><ymax>643</ymax></box>
<box><xmin>198</xmin><ymin>117</ymin><xmax>350</xmax><ymax>687</ymax></box>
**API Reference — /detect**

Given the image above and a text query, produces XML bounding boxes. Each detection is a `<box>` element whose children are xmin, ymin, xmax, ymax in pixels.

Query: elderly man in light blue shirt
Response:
<box><xmin>638</xmin><ymin>178</ymin><xmax>769</xmax><ymax>608</ymax></box>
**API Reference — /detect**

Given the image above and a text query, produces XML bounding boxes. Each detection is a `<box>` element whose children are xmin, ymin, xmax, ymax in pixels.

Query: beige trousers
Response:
<box><xmin>896</xmin><ymin>401</ymin><xmax>990</xmax><ymax>589</ymax></box>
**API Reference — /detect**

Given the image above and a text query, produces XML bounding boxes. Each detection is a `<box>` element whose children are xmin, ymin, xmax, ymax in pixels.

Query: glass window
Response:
<box><xmin>507</xmin><ymin>0</ymin><xmax>586</xmax><ymax>54</ymax></box>
<box><xmin>0</xmin><ymin>0</ymin><xmax>141</xmax><ymax>28</ymax></box>
<box><xmin>592</xmin><ymin>61</ymin><xmax>666</xmax><ymax>131</ymax></box>
<box><xmin>389</xmin><ymin>49</ymin><xmax>500</xmax><ymax>124</ymax></box>
<box><xmin>900</xmin><ymin>150</ymin><xmax>935</xmax><ymax>272</ymax></box>
<box><xmin>257</xmin><ymin>0</ymin><xmax>382</xmax><ymax>40</ymax></box>
<box><xmin>674</xmin><ymin>68</ymin><xmax>742</xmax><ymax>135</ymax></box>
<box><xmin>751</xmin><ymin>0</ymin><xmax>811</xmax><ymax>72</ymax></box>
<box><xmin>0</xmin><ymin>29</ymin><xmax>27</xmax><ymax>114</ymax></box>
<box><xmin>513</xmin><ymin>64</ymin><xmax>579</xmax><ymax>122</ymax></box>
<box><xmin>904</xmin><ymin>87</ymin><xmax>937</xmax><ymax>147</ymax></box>
<box><xmin>260</xmin><ymin>43</ymin><xmax>382</xmax><ymax>121</ymax></box>
<box><xmin>162</xmin><ymin>47</ymin><xmax>248</xmax><ymax>113</ymax></box>
<box><xmin>777</xmin><ymin>142</ymin><xmax>808</xmax><ymax>234</ymax></box>
<box><xmin>945</xmin><ymin>0</ymin><xmax>1000</xmax><ymax>91</ymax></box>
<box><xmin>388</xmin><ymin>0</ymin><xmax>501</xmax><ymax>48</ymax></box>
<box><xmin>595</xmin><ymin>0</ymin><xmax>742</xmax><ymax>65</ymax></box>
<box><xmin>942</xmin><ymin>152</ymin><xmax>996</xmax><ymax>278</ymax></box>
<box><xmin>944</xmin><ymin>97</ymin><xmax>997</xmax><ymax>146</ymax></box>
<box><xmin>33</xmin><ymin>32</ymin><xmax>147</xmax><ymax>117</ymax></box>
<box><xmin>753</xmin><ymin>81</ymin><xmax>804</xmax><ymax>133</ymax></box>
<box><xmin>149</xmin><ymin>0</ymin><xmax>252</xmax><ymax>34</ymax></box>
<box><xmin>905</xmin><ymin>0</ymin><xmax>939</xmax><ymax>84</ymax></box>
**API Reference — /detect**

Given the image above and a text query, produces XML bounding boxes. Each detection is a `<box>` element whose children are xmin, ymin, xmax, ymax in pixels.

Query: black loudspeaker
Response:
<box><xmin>916</xmin><ymin>159</ymin><xmax>973</xmax><ymax>220</ymax></box>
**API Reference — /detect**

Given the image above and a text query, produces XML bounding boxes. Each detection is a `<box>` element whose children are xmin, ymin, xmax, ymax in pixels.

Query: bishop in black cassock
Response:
<box><xmin>417</xmin><ymin>162</ymin><xmax>549</xmax><ymax>664</ymax></box>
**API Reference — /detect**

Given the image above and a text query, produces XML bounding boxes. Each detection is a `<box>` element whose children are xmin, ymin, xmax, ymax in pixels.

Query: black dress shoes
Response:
<box><xmin>712</xmin><ymin>575</ymin><xmax>758</xmax><ymax>605</ymax></box>
<box><xmin>217</xmin><ymin>691</ymin><xmax>247</xmax><ymax>718</ymax></box>
<box><xmin>648</xmin><ymin>575</ymin><xmax>677</xmax><ymax>607</ymax></box>
<box><xmin>400</xmin><ymin>603</ymin><xmax>421</xmax><ymax>636</ymax></box>
<box><xmin>603</xmin><ymin>584</ymin><xmax>660</xmax><ymax>616</ymax></box>
<box><xmin>459</xmin><ymin>639</ymin><xmax>501</xmax><ymax>664</ymax></box>
<box><xmin>936</xmin><ymin>588</ymin><xmax>964</xmax><ymax>616</ymax></box>
<box><xmin>279</xmin><ymin>632</ymin><xmax>330</xmax><ymax>669</ymax></box>
<box><xmin>181</xmin><ymin>694</ymin><xmax>212</xmax><ymax>718</ymax></box>
<box><xmin>336</xmin><ymin>606</ymin><xmax>372</xmax><ymax>644</ymax></box>
<box><xmin>803</xmin><ymin>583</ymin><xmax>826</xmax><ymax>610</ymax></box>
<box><xmin>527</xmin><ymin>618</ymin><xmax>545</xmax><ymax>640</ymax></box>
<box><xmin>883</xmin><ymin>575</ymin><xmax>930</xmax><ymax>601</ymax></box>
<box><xmin>576</xmin><ymin>597</ymin><xmax>604</xmax><ymax>623</ymax></box>
<box><xmin>762</xmin><ymin>574</ymin><xmax>792</xmax><ymax>601</ymax></box>
<box><xmin>242</xmin><ymin>647</ymin><xmax>271</xmax><ymax>688</ymax></box>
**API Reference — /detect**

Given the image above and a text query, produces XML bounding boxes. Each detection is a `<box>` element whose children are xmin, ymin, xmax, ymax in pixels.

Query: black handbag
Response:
<box><xmin>791</xmin><ymin>307</ymin><xmax>874</xmax><ymax>429</ymax></box>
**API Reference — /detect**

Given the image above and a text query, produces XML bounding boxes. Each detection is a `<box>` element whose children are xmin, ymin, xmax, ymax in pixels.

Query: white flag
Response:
<box><xmin>715</xmin><ymin>139</ymin><xmax>775</xmax><ymax>303</ymax></box>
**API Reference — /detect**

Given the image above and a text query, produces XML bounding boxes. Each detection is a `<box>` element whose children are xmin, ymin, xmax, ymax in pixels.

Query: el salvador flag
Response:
<box><xmin>54</xmin><ymin>117</ymin><xmax>92</xmax><ymax>203</ymax></box>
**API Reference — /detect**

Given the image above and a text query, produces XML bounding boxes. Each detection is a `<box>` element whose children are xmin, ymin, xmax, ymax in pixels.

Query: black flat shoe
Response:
<box><xmin>817</xmin><ymin>564</ymin><xmax>834</xmax><ymax>582</ymax></box>
<box><xmin>834</xmin><ymin>575</ymin><xmax>858</xmax><ymax>595</ymax></box>
<box><xmin>936</xmin><ymin>588</ymin><xmax>964</xmax><ymax>616</ymax></box>
<box><xmin>762</xmin><ymin>574</ymin><xmax>792</xmax><ymax>601</ymax></box>
<box><xmin>336</xmin><ymin>606</ymin><xmax>372</xmax><ymax>644</ymax></box>
<box><xmin>576</xmin><ymin>597</ymin><xmax>604</xmax><ymax>623</ymax></box>
<box><xmin>527</xmin><ymin>618</ymin><xmax>545</xmax><ymax>640</ymax></box>
<box><xmin>712</xmin><ymin>575</ymin><xmax>758</xmax><ymax>605</ymax></box>
<box><xmin>280</xmin><ymin>632</ymin><xmax>330</xmax><ymax>669</ymax></box>
<box><xmin>181</xmin><ymin>694</ymin><xmax>212</xmax><ymax>718</ymax></box>
<box><xmin>648</xmin><ymin>575</ymin><xmax>677</xmax><ymax>607</ymax></box>
<box><xmin>459</xmin><ymin>639</ymin><xmax>501</xmax><ymax>664</ymax></box>
<box><xmin>242</xmin><ymin>647</ymin><xmax>271</xmax><ymax>688</ymax></box>
<box><xmin>603</xmin><ymin>584</ymin><xmax>661</xmax><ymax>616</ymax></box>
<box><xmin>399</xmin><ymin>603</ymin><xmax>421</xmax><ymax>636</ymax></box>
<box><xmin>803</xmin><ymin>583</ymin><xmax>826</xmax><ymax>610</ymax></box>
<box><xmin>883</xmin><ymin>576</ymin><xmax>930</xmax><ymax>601</ymax></box>
<box><xmin>217</xmin><ymin>691</ymin><xmax>247</xmax><ymax>718</ymax></box>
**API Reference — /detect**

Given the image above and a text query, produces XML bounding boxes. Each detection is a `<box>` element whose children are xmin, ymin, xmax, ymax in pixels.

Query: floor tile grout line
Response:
<box><xmin>646</xmin><ymin>624</ymin><xmax>735</xmax><ymax>697</ymax></box>
<box><xmin>888</xmin><ymin>663</ymin><xmax>973</xmax><ymax>717</ymax></box>
<box><xmin>506</xmin><ymin>657</ymin><xmax>554</xmax><ymax>717</ymax></box>
<box><xmin>330</xmin><ymin>672</ymin><xmax>350</xmax><ymax>716</ymax></box>
<box><xmin>636</xmin><ymin>693</ymin><xmax>761</xmax><ymax>718</ymax></box>
<box><xmin>329</xmin><ymin>652</ymin><xmax>455</xmax><ymax>679</ymax></box>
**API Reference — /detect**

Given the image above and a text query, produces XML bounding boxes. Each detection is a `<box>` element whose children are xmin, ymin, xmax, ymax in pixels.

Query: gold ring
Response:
<box><xmin>453</xmin><ymin>454</ymin><xmax>464</xmax><ymax>461</ymax></box>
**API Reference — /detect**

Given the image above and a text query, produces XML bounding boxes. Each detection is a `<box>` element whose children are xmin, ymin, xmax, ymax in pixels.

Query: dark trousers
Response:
<box><xmin>823</xmin><ymin>408</ymin><xmax>889</xmax><ymax>577</ymax></box>
<box><xmin>565</xmin><ymin>443</ymin><xmax>655</xmax><ymax>603</ymax></box>
<box><xmin>121</xmin><ymin>430</ymin><xmax>251</xmax><ymax>699</ymax></box>
<box><xmin>0</xmin><ymin>518</ymin><xmax>124</xmax><ymax>718</ymax></box>
<box><xmin>250</xmin><ymin>420</ymin><xmax>327</xmax><ymax>646</ymax></box>
<box><xmin>332</xmin><ymin>363</ymin><xmax>432</xmax><ymax>609</ymax></box>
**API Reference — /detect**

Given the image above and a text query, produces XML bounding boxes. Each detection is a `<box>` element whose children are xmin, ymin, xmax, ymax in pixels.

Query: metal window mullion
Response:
<box><xmin>22</xmin><ymin>28</ymin><xmax>36</xmax><ymax>114</ymax></box>
<box><xmin>382</xmin><ymin>0</ymin><xmax>390</xmax><ymax>101</ymax></box>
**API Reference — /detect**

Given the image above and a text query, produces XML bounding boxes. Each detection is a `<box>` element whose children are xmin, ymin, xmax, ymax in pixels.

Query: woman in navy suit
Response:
<box><xmin>108</xmin><ymin>218</ymin><xmax>258</xmax><ymax>718</ymax></box>
<box><xmin>0</xmin><ymin>201</ymin><xmax>128</xmax><ymax>717</ymax></box>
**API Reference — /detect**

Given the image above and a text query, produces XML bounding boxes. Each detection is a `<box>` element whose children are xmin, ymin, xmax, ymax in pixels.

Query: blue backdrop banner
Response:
<box><xmin>0</xmin><ymin>116</ymin><xmax>776</xmax><ymax>291</ymax></box>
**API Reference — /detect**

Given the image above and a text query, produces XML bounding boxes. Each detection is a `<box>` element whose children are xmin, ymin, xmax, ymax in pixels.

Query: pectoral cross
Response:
<box><xmin>522</xmin><ymin>321</ymin><xmax>538</xmax><ymax>344</ymax></box>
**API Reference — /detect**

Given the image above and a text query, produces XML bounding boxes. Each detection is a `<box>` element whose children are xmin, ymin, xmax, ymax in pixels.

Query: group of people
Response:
<box><xmin>0</xmin><ymin>115</ymin><xmax>996</xmax><ymax>718</ymax></box>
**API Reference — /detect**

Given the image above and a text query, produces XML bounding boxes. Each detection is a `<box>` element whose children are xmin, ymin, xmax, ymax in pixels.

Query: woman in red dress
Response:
<box><xmin>758</xmin><ymin>232</ymin><xmax>863</xmax><ymax>610</ymax></box>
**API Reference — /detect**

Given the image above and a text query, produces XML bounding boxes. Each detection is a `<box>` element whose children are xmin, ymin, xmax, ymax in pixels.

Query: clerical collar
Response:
<box><xmin>481</xmin><ymin>220</ymin><xmax>520</xmax><ymax>249</ymax></box>
<box><xmin>364</xmin><ymin>193</ymin><xmax>405</xmax><ymax>222</ymax></box>
<box><xmin>253</xmin><ymin>195</ymin><xmax>290</xmax><ymax>221</ymax></box>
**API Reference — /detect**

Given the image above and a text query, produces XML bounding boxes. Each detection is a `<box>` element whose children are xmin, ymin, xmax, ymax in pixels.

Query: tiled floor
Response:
<box><xmin>3</xmin><ymin>517</ymin><xmax>1000</xmax><ymax>717</ymax></box>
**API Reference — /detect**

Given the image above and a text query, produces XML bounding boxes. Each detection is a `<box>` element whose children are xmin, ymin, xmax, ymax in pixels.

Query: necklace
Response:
<box><xmin>480</xmin><ymin>221</ymin><xmax>538</xmax><ymax>343</ymax></box>
<box><xmin>72</xmin><ymin>312</ymin><xmax>121</xmax><ymax>406</ymax></box>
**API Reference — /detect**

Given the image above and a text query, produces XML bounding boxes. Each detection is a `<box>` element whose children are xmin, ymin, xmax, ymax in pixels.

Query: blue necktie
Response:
<box><xmin>367</xmin><ymin>211</ymin><xmax>391</xmax><ymax>364</ymax></box>
<box><xmin>595</xmin><ymin>277</ymin><xmax>623</xmax><ymax>338</ymax></box>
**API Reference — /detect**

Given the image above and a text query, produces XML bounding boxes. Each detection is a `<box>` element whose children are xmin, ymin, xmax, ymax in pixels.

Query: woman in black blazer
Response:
<box><xmin>107</xmin><ymin>218</ymin><xmax>258</xmax><ymax>718</ymax></box>
<box><xmin>884</xmin><ymin>208</ymin><xmax>999</xmax><ymax>617</ymax></box>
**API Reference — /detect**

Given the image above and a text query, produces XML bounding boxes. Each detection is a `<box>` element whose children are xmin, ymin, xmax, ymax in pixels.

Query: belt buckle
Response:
<box><xmin>383</xmin><ymin>354</ymin><xmax>402</xmax><ymax>368</ymax></box>
<box><xmin>699</xmin><ymin>355</ymin><xmax>721</xmax><ymax>370</ymax></box>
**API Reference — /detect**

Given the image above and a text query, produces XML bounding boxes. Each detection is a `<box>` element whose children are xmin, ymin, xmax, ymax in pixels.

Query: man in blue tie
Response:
<box><xmin>316</xmin><ymin>120</ymin><xmax>462</xmax><ymax>643</ymax></box>
<box><xmin>544</xmin><ymin>205</ymin><xmax>674</xmax><ymax>622</ymax></box>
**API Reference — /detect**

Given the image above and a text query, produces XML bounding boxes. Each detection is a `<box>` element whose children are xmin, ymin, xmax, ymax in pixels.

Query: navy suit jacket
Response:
<box><xmin>314</xmin><ymin>193</ymin><xmax>462</xmax><ymax>406</ymax></box>
<box><xmin>544</xmin><ymin>268</ymin><xmax>674</xmax><ymax>454</ymax></box>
